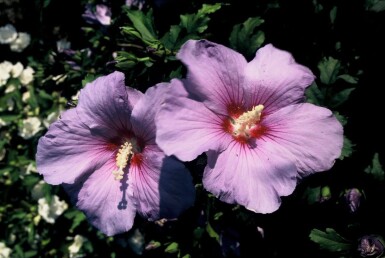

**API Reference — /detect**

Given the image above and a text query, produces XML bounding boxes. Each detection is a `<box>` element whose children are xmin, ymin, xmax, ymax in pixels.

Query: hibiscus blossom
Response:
<box><xmin>156</xmin><ymin>40</ymin><xmax>343</xmax><ymax>213</ymax></box>
<box><xmin>36</xmin><ymin>72</ymin><xmax>195</xmax><ymax>236</ymax></box>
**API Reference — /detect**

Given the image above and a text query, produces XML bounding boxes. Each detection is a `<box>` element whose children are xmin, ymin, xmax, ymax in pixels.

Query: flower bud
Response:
<box><xmin>358</xmin><ymin>235</ymin><xmax>385</xmax><ymax>257</ymax></box>
<box><xmin>344</xmin><ymin>188</ymin><xmax>363</xmax><ymax>213</ymax></box>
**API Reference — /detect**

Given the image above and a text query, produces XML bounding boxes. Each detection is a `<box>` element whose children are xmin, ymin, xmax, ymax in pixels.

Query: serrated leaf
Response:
<box><xmin>124</xmin><ymin>8</ymin><xmax>159</xmax><ymax>46</ymax></box>
<box><xmin>339</xmin><ymin>136</ymin><xmax>354</xmax><ymax>160</ymax></box>
<box><xmin>318</xmin><ymin>57</ymin><xmax>341</xmax><ymax>85</ymax></box>
<box><xmin>329</xmin><ymin>88</ymin><xmax>355</xmax><ymax>108</ymax></box>
<box><xmin>333</xmin><ymin>112</ymin><xmax>348</xmax><ymax>126</ymax></box>
<box><xmin>229</xmin><ymin>17</ymin><xmax>265</xmax><ymax>58</ymax></box>
<box><xmin>161</xmin><ymin>25</ymin><xmax>182</xmax><ymax>50</ymax></box>
<box><xmin>364</xmin><ymin>153</ymin><xmax>384</xmax><ymax>181</ymax></box>
<box><xmin>165</xmin><ymin>242</ymin><xmax>179</xmax><ymax>253</ymax></box>
<box><xmin>180</xmin><ymin>3</ymin><xmax>221</xmax><ymax>34</ymax></box>
<box><xmin>305</xmin><ymin>82</ymin><xmax>325</xmax><ymax>105</ymax></box>
<box><xmin>338</xmin><ymin>74</ymin><xmax>358</xmax><ymax>84</ymax></box>
<box><xmin>309</xmin><ymin>228</ymin><xmax>352</xmax><ymax>252</ymax></box>
<box><xmin>82</xmin><ymin>74</ymin><xmax>97</xmax><ymax>87</ymax></box>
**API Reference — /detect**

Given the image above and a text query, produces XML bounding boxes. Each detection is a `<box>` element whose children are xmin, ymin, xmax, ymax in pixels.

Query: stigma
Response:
<box><xmin>231</xmin><ymin>105</ymin><xmax>264</xmax><ymax>138</ymax></box>
<box><xmin>112</xmin><ymin>141</ymin><xmax>136</xmax><ymax>180</ymax></box>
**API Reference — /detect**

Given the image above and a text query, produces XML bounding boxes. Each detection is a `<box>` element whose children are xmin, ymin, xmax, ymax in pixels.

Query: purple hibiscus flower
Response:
<box><xmin>36</xmin><ymin>72</ymin><xmax>195</xmax><ymax>236</ymax></box>
<box><xmin>156</xmin><ymin>40</ymin><xmax>343</xmax><ymax>213</ymax></box>
<box><xmin>82</xmin><ymin>4</ymin><xmax>111</xmax><ymax>26</ymax></box>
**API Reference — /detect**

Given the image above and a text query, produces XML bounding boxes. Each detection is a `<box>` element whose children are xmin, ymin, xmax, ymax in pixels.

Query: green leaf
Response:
<box><xmin>338</xmin><ymin>74</ymin><xmax>358</xmax><ymax>84</ymax></box>
<box><xmin>161</xmin><ymin>25</ymin><xmax>182</xmax><ymax>50</ymax></box>
<box><xmin>82</xmin><ymin>74</ymin><xmax>97</xmax><ymax>87</ymax></box>
<box><xmin>206</xmin><ymin>222</ymin><xmax>220</xmax><ymax>242</ymax></box>
<box><xmin>318</xmin><ymin>57</ymin><xmax>341</xmax><ymax>85</ymax></box>
<box><xmin>364</xmin><ymin>153</ymin><xmax>384</xmax><ymax>181</ymax></box>
<box><xmin>339</xmin><ymin>136</ymin><xmax>355</xmax><ymax>160</ymax></box>
<box><xmin>303</xmin><ymin>186</ymin><xmax>321</xmax><ymax>204</ymax></box>
<box><xmin>329</xmin><ymin>88</ymin><xmax>355</xmax><ymax>108</ymax></box>
<box><xmin>305</xmin><ymin>82</ymin><xmax>325</xmax><ymax>105</ymax></box>
<box><xmin>165</xmin><ymin>242</ymin><xmax>179</xmax><ymax>254</ymax></box>
<box><xmin>123</xmin><ymin>8</ymin><xmax>159</xmax><ymax>46</ymax></box>
<box><xmin>367</xmin><ymin>0</ymin><xmax>385</xmax><ymax>12</ymax></box>
<box><xmin>229</xmin><ymin>17</ymin><xmax>265</xmax><ymax>58</ymax></box>
<box><xmin>309</xmin><ymin>228</ymin><xmax>352</xmax><ymax>252</ymax></box>
<box><xmin>333</xmin><ymin>112</ymin><xmax>348</xmax><ymax>126</ymax></box>
<box><xmin>330</xmin><ymin>6</ymin><xmax>337</xmax><ymax>24</ymax></box>
<box><xmin>180</xmin><ymin>3</ymin><xmax>222</xmax><ymax>34</ymax></box>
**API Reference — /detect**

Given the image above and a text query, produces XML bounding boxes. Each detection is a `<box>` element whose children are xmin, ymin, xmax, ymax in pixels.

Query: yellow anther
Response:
<box><xmin>112</xmin><ymin>142</ymin><xmax>134</xmax><ymax>181</ymax></box>
<box><xmin>232</xmin><ymin>105</ymin><xmax>264</xmax><ymax>137</ymax></box>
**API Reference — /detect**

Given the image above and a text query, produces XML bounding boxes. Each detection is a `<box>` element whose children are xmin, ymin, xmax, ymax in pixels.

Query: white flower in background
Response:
<box><xmin>56</xmin><ymin>39</ymin><xmax>71</xmax><ymax>53</ymax></box>
<box><xmin>0</xmin><ymin>61</ymin><xmax>12</xmax><ymax>86</ymax></box>
<box><xmin>11</xmin><ymin>62</ymin><xmax>24</xmax><ymax>78</ymax></box>
<box><xmin>26</xmin><ymin>162</ymin><xmax>37</xmax><ymax>174</ymax></box>
<box><xmin>5</xmin><ymin>84</ymin><xmax>16</xmax><ymax>93</ymax></box>
<box><xmin>19</xmin><ymin>117</ymin><xmax>42</xmax><ymax>139</ymax></box>
<box><xmin>43</xmin><ymin>112</ymin><xmax>59</xmax><ymax>128</ymax></box>
<box><xmin>38</xmin><ymin>195</ymin><xmax>68</xmax><ymax>224</ymax></box>
<box><xmin>9</xmin><ymin>32</ymin><xmax>31</xmax><ymax>52</ymax></box>
<box><xmin>19</xmin><ymin>66</ymin><xmax>34</xmax><ymax>85</ymax></box>
<box><xmin>0</xmin><ymin>24</ymin><xmax>17</xmax><ymax>44</ymax></box>
<box><xmin>68</xmin><ymin>235</ymin><xmax>85</xmax><ymax>257</ymax></box>
<box><xmin>0</xmin><ymin>118</ymin><xmax>7</xmax><ymax>128</ymax></box>
<box><xmin>22</xmin><ymin>91</ymin><xmax>30</xmax><ymax>102</ymax></box>
<box><xmin>31</xmin><ymin>180</ymin><xmax>46</xmax><ymax>200</ymax></box>
<box><xmin>0</xmin><ymin>242</ymin><xmax>12</xmax><ymax>258</ymax></box>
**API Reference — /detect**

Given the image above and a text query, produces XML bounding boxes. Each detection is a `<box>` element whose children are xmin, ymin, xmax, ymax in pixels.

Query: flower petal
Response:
<box><xmin>64</xmin><ymin>159</ymin><xmax>136</xmax><ymax>236</ymax></box>
<box><xmin>203</xmin><ymin>140</ymin><xmax>298</xmax><ymax>213</ymax></box>
<box><xmin>36</xmin><ymin>109</ymin><xmax>112</xmax><ymax>185</ymax></box>
<box><xmin>131</xmin><ymin>83</ymin><xmax>168</xmax><ymax>144</ymax></box>
<box><xmin>77</xmin><ymin>71</ymin><xmax>143</xmax><ymax>135</ymax></box>
<box><xmin>156</xmin><ymin>79</ymin><xmax>231</xmax><ymax>162</ymax></box>
<box><xmin>244</xmin><ymin>44</ymin><xmax>315</xmax><ymax>114</ymax></box>
<box><xmin>129</xmin><ymin>145</ymin><xmax>195</xmax><ymax>220</ymax></box>
<box><xmin>263</xmin><ymin>103</ymin><xmax>343</xmax><ymax>176</ymax></box>
<box><xmin>177</xmin><ymin>39</ymin><xmax>247</xmax><ymax>114</ymax></box>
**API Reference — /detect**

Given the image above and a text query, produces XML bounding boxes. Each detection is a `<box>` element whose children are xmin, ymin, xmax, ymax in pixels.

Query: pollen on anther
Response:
<box><xmin>112</xmin><ymin>141</ymin><xmax>134</xmax><ymax>180</ymax></box>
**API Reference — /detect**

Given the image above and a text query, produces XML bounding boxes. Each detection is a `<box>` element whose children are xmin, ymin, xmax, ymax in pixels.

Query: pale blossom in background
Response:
<box><xmin>11</xmin><ymin>62</ymin><xmax>24</xmax><ymax>78</ymax></box>
<box><xmin>68</xmin><ymin>235</ymin><xmax>86</xmax><ymax>258</ymax></box>
<box><xmin>19</xmin><ymin>66</ymin><xmax>35</xmax><ymax>85</ymax></box>
<box><xmin>0</xmin><ymin>24</ymin><xmax>17</xmax><ymax>44</ymax></box>
<box><xmin>38</xmin><ymin>195</ymin><xmax>68</xmax><ymax>224</ymax></box>
<box><xmin>0</xmin><ymin>242</ymin><xmax>12</xmax><ymax>258</ymax></box>
<box><xmin>9</xmin><ymin>32</ymin><xmax>31</xmax><ymax>52</ymax></box>
<box><xmin>19</xmin><ymin>117</ymin><xmax>42</xmax><ymax>139</ymax></box>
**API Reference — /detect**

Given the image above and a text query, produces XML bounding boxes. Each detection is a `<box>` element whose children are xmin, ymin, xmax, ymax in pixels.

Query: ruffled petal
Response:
<box><xmin>129</xmin><ymin>145</ymin><xmax>195</xmax><ymax>220</ymax></box>
<box><xmin>77</xmin><ymin>71</ymin><xmax>143</xmax><ymax>135</ymax></box>
<box><xmin>203</xmin><ymin>140</ymin><xmax>298</xmax><ymax>213</ymax></box>
<box><xmin>244</xmin><ymin>44</ymin><xmax>315</xmax><ymax>114</ymax></box>
<box><xmin>131</xmin><ymin>83</ymin><xmax>168</xmax><ymax>144</ymax></box>
<box><xmin>262</xmin><ymin>103</ymin><xmax>343</xmax><ymax>176</ymax></box>
<box><xmin>177</xmin><ymin>39</ymin><xmax>248</xmax><ymax>115</ymax></box>
<box><xmin>64</xmin><ymin>159</ymin><xmax>136</xmax><ymax>236</ymax></box>
<box><xmin>36</xmin><ymin>109</ymin><xmax>112</xmax><ymax>185</ymax></box>
<box><xmin>156</xmin><ymin>79</ymin><xmax>231</xmax><ymax>162</ymax></box>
